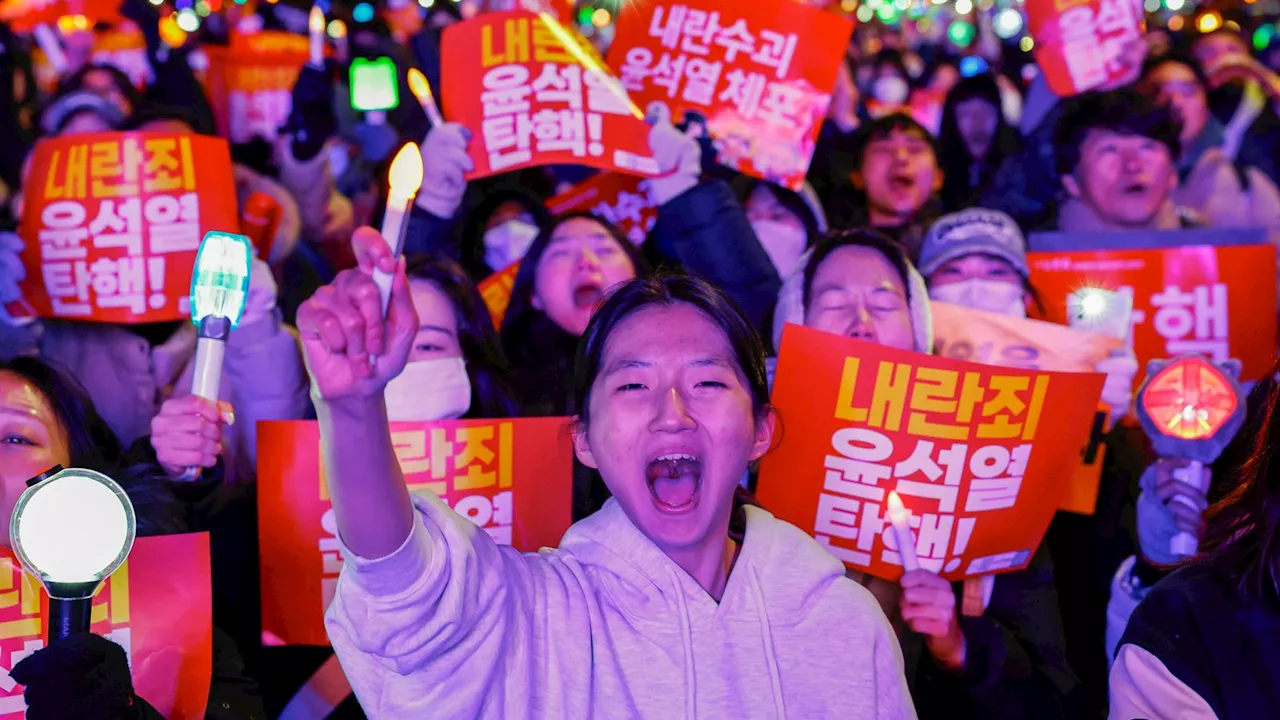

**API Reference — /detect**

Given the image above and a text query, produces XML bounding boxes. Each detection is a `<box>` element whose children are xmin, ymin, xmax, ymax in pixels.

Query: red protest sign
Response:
<box><xmin>257</xmin><ymin>418</ymin><xmax>574</xmax><ymax>646</ymax></box>
<box><xmin>756</xmin><ymin>324</ymin><xmax>1104</xmax><ymax>582</ymax></box>
<box><xmin>201</xmin><ymin>32</ymin><xmax>311</xmax><ymax>144</ymax></box>
<box><xmin>0</xmin><ymin>533</ymin><xmax>213</xmax><ymax>719</ymax></box>
<box><xmin>8</xmin><ymin>132</ymin><xmax>239</xmax><ymax>324</ymax></box>
<box><xmin>1029</xmin><ymin>244</ymin><xmax>1279</xmax><ymax>385</ymax></box>
<box><xmin>442</xmin><ymin>10</ymin><xmax>659</xmax><ymax>179</ymax></box>
<box><xmin>547</xmin><ymin>172</ymin><xmax>658</xmax><ymax>245</ymax></box>
<box><xmin>606</xmin><ymin>0</ymin><xmax>854</xmax><ymax>190</ymax></box>
<box><xmin>1026</xmin><ymin>0</ymin><xmax>1145</xmax><ymax>97</ymax></box>
<box><xmin>479</xmin><ymin>261</ymin><xmax>521</xmax><ymax>329</ymax></box>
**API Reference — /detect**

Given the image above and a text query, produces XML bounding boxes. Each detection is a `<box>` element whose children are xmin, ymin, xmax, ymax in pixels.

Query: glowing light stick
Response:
<box><xmin>887</xmin><ymin>491</ymin><xmax>919</xmax><ymax>572</ymax></box>
<box><xmin>376</xmin><ymin>143</ymin><xmax>424</xmax><ymax>314</ymax></box>
<box><xmin>407</xmin><ymin>68</ymin><xmax>445</xmax><ymax>129</ymax></box>
<box><xmin>11</xmin><ymin>466</ymin><xmax>135</xmax><ymax>642</ymax></box>
<box><xmin>1136</xmin><ymin>355</ymin><xmax>1246</xmax><ymax>557</ymax></box>
<box><xmin>309</xmin><ymin>5</ymin><xmax>326</xmax><ymax>67</ymax></box>
<box><xmin>33</xmin><ymin>24</ymin><xmax>67</xmax><ymax>75</ymax></box>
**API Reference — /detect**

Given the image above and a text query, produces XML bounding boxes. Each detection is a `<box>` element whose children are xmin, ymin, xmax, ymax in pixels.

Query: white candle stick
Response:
<box><xmin>887</xmin><ymin>491</ymin><xmax>920</xmax><ymax>572</ymax></box>
<box><xmin>376</xmin><ymin>143</ymin><xmax>424</xmax><ymax>314</ymax></box>
<box><xmin>33</xmin><ymin>24</ymin><xmax>67</xmax><ymax>75</ymax></box>
<box><xmin>308</xmin><ymin>6</ymin><xmax>326</xmax><ymax>68</ymax></box>
<box><xmin>407</xmin><ymin>68</ymin><xmax>446</xmax><ymax>128</ymax></box>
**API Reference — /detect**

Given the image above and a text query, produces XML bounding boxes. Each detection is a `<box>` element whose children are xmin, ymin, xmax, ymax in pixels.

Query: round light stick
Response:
<box><xmin>10</xmin><ymin>467</ymin><xmax>135</xmax><ymax>642</ymax></box>
<box><xmin>1135</xmin><ymin>355</ymin><xmax>1246</xmax><ymax>557</ymax></box>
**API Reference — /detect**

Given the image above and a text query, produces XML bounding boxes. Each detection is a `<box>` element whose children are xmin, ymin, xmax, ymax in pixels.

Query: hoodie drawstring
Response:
<box><xmin>749</xmin><ymin>568</ymin><xmax>787</xmax><ymax>719</ymax></box>
<box><xmin>670</xmin><ymin>568</ymin><xmax>697</xmax><ymax>720</ymax></box>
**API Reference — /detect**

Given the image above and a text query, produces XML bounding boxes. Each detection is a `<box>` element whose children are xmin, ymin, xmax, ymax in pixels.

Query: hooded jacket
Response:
<box><xmin>326</xmin><ymin>493</ymin><xmax>917</xmax><ymax>719</ymax></box>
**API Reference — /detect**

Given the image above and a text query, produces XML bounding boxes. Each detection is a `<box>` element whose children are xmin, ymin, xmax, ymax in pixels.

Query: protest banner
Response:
<box><xmin>202</xmin><ymin>32</ymin><xmax>311</xmax><ymax>144</ymax></box>
<box><xmin>479</xmin><ymin>261</ymin><xmax>522</xmax><ymax>329</ymax></box>
<box><xmin>1025</xmin><ymin>0</ymin><xmax>1145</xmax><ymax>97</ymax></box>
<box><xmin>931</xmin><ymin>302</ymin><xmax>1122</xmax><ymax>515</ymax></box>
<box><xmin>756</xmin><ymin>324</ymin><xmax>1104</xmax><ymax>582</ymax></box>
<box><xmin>1028</xmin><ymin>244</ymin><xmax>1278</xmax><ymax>385</ymax></box>
<box><xmin>442</xmin><ymin>11</ymin><xmax>659</xmax><ymax>179</ymax></box>
<box><xmin>0</xmin><ymin>533</ymin><xmax>212</xmax><ymax>719</ymax></box>
<box><xmin>7</xmin><ymin>132</ymin><xmax>240</xmax><ymax>324</ymax></box>
<box><xmin>257</xmin><ymin>417</ymin><xmax>575</xmax><ymax>646</ymax></box>
<box><xmin>606</xmin><ymin>0</ymin><xmax>854</xmax><ymax>190</ymax></box>
<box><xmin>546</xmin><ymin>172</ymin><xmax>659</xmax><ymax>245</ymax></box>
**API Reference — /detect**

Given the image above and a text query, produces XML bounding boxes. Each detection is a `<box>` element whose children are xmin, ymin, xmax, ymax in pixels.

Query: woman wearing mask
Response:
<box><xmin>772</xmin><ymin>228</ymin><xmax>1081</xmax><ymax>719</ymax></box>
<box><xmin>734</xmin><ymin>176</ymin><xmax>828</xmax><ymax>283</ymax></box>
<box><xmin>0</xmin><ymin>357</ymin><xmax>264</xmax><ymax>719</ymax></box>
<box><xmin>294</xmin><ymin>229</ymin><xmax>916</xmax><ymax>718</ymax></box>
<box><xmin>938</xmin><ymin>75</ymin><xmax>1023</xmax><ymax>213</ymax></box>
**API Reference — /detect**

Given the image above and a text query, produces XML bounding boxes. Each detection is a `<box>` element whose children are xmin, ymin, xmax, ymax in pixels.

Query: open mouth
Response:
<box><xmin>1122</xmin><ymin>182</ymin><xmax>1149</xmax><ymax>196</ymax></box>
<box><xmin>572</xmin><ymin>282</ymin><xmax>603</xmax><ymax>310</ymax></box>
<box><xmin>646</xmin><ymin>453</ymin><xmax>702</xmax><ymax>513</ymax></box>
<box><xmin>889</xmin><ymin>175</ymin><xmax>916</xmax><ymax>192</ymax></box>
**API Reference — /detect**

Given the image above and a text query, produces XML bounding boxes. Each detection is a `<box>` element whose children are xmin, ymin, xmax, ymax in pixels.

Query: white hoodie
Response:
<box><xmin>326</xmin><ymin>493</ymin><xmax>917</xmax><ymax>719</ymax></box>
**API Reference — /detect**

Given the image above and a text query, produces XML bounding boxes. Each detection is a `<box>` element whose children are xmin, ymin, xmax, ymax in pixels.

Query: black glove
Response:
<box><xmin>283</xmin><ymin>63</ymin><xmax>337</xmax><ymax>162</ymax></box>
<box><xmin>10</xmin><ymin>633</ymin><xmax>138</xmax><ymax>720</ymax></box>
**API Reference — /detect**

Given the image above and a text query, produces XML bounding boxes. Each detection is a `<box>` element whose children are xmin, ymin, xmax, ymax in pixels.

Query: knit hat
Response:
<box><xmin>916</xmin><ymin>208</ymin><xmax>1028</xmax><ymax>279</ymax></box>
<box><xmin>772</xmin><ymin>246</ymin><xmax>933</xmax><ymax>356</ymax></box>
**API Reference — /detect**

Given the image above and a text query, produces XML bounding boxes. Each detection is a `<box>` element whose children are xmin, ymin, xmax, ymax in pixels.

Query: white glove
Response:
<box><xmin>1096</xmin><ymin>350</ymin><xmax>1138</xmax><ymax>425</ymax></box>
<box><xmin>416</xmin><ymin>122</ymin><xmax>474</xmax><ymax>219</ymax></box>
<box><xmin>645</xmin><ymin>102</ymin><xmax>701</xmax><ymax>205</ymax></box>
<box><xmin>1136</xmin><ymin>459</ymin><xmax>1209</xmax><ymax>566</ymax></box>
<box><xmin>240</xmin><ymin>256</ymin><xmax>278</xmax><ymax>327</ymax></box>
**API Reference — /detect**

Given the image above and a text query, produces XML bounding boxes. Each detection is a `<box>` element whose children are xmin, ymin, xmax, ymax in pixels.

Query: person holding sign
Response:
<box><xmin>0</xmin><ymin>356</ymin><xmax>264</xmax><ymax>719</ymax></box>
<box><xmin>1110</xmin><ymin>375</ymin><xmax>1280</xmax><ymax>719</ymax></box>
<box><xmin>297</xmin><ymin>229</ymin><xmax>916</xmax><ymax>718</ymax></box>
<box><xmin>773</xmin><ymin>229</ymin><xmax>1081</xmax><ymax>719</ymax></box>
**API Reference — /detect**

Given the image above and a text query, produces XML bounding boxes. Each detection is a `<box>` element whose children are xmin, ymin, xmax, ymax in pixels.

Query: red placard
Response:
<box><xmin>756</xmin><ymin>324</ymin><xmax>1104</xmax><ymax>582</ymax></box>
<box><xmin>546</xmin><ymin>172</ymin><xmax>659</xmax><ymax>245</ymax></box>
<box><xmin>606</xmin><ymin>0</ymin><xmax>854</xmax><ymax>190</ymax></box>
<box><xmin>0</xmin><ymin>0</ymin><xmax>122</xmax><ymax>32</ymax></box>
<box><xmin>257</xmin><ymin>418</ymin><xmax>574</xmax><ymax>647</ymax></box>
<box><xmin>1026</xmin><ymin>0</ymin><xmax>1145</xmax><ymax>97</ymax></box>
<box><xmin>8</xmin><ymin>132</ymin><xmax>239</xmax><ymax>324</ymax></box>
<box><xmin>201</xmin><ymin>32</ymin><xmax>311</xmax><ymax>144</ymax></box>
<box><xmin>478</xmin><ymin>261</ymin><xmax>521</xmax><ymax>329</ymax></box>
<box><xmin>0</xmin><ymin>533</ymin><xmax>213</xmax><ymax>719</ymax></box>
<box><xmin>441</xmin><ymin>10</ymin><xmax>659</xmax><ymax>179</ymax></box>
<box><xmin>1028</xmin><ymin>244</ymin><xmax>1279</xmax><ymax>385</ymax></box>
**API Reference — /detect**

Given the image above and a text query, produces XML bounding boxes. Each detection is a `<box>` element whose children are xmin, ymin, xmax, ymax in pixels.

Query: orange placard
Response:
<box><xmin>201</xmin><ymin>32</ymin><xmax>311</xmax><ymax>144</ymax></box>
<box><xmin>257</xmin><ymin>418</ymin><xmax>574</xmax><ymax>647</ymax></box>
<box><xmin>0</xmin><ymin>533</ymin><xmax>212</xmax><ymax>719</ymax></box>
<box><xmin>0</xmin><ymin>0</ymin><xmax>121</xmax><ymax>32</ymax></box>
<box><xmin>756</xmin><ymin>324</ymin><xmax>1104</xmax><ymax>582</ymax></box>
<box><xmin>441</xmin><ymin>10</ymin><xmax>659</xmax><ymax>179</ymax></box>
<box><xmin>931</xmin><ymin>302</ymin><xmax>1121</xmax><ymax>515</ymax></box>
<box><xmin>1029</xmin><ymin>244</ymin><xmax>1279</xmax><ymax>385</ymax></box>
<box><xmin>547</xmin><ymin>172</ymin><xmax>658</xmax><ymax>245</ymax></box>
<box><xmin>32</xmin><ymin>28</ymin><xmax>150</xmax><ymax>94</ymax></box>
<box><xmin>479</xmin><ymin>261</ymin><xmax>521</xmax><ymax>329</ymax></box>
<box><xmin>7</xmin><ymin>132</ymin><xmax>239</xmax><ymax>324</ymax></box>
<box><xmin>606</xmin><ymin>0</ymin><xmax>854</xmax><ymax>190</ymax></box>
<box><xmin>1026</xmin><ymin>0</ymin><xmax>1145</xmax><ymax>97</ymax></box>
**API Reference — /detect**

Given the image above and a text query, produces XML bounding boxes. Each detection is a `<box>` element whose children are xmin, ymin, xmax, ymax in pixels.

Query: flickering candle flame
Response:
<box><xmin>407</xmin><ymin>68</ymin><xmax>445</xmax><ymax>128</ymax></box>
<box><xmin>375</xmin><ymin>143</ymin><xmax>424</xmax><ymax>313</ymax></box>
<box><xmin>887</xmin><ymin>491</ymin><xmax>919</xmax><ymax>572</ymax></box>
<box><xmin>309</xmin><ymin>5</ymin><xmax>326</xmax><ymax>67</ymax></box>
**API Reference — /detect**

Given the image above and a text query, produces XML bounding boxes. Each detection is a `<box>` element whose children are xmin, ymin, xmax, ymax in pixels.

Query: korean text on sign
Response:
<box><xmin>442</xmin><ymin>11</ymin><xmax>658</xmax><ymax>179</ymax></box>
<box><xmin>756</xmin><ymin>324</ymin><xmax>1103</xmax><ymax>582</ymax></box>
<box><xmin>257</xmin><ymin>418</ymin><xmax>575</xmax><ymax>647</ymax></box>
<box><xmin>9</xmin><ymin>132</ymin><xmax>239</xmax><ymax>324</ymax></box>
<box><xmin>1026</xmin><ymin>0</ymin><xmax>1145</xmax><ymax>96</ymax></box>
<box><xmin>1027</xmin><ymin>244</ymin><xmax>1278</xmax><ymax>385</ymax></box>
<box><xmin>547</xmin><ymin>172</ymin><xmax>659</xmax><ymax>245</ymax></box>
<box><xmin>606</xmin><ymin>0</ymin><xmax>853</xmax><ymax>190</ymax></box>
<box><xmin>0</xmin><ymin>534</ymin><xmax>213</xmax><ymax>720</ymax></box>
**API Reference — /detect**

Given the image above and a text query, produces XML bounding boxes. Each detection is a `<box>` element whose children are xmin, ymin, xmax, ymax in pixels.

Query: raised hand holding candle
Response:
<box><xmin>407</xmin><ymin>68</ymin><xmax>446</xmax><ymax>129</ymax></box>
<box><xmin>309</xmin><ymin>6</ymin><xmax>326</xmax><ymax>68</ymax></box>
<box><xmin>887</xmin><ymin>491</ymin><xmax>920</xmax><ymax>572</ymax></box>
<box><xmin>376</xmin><ymin>143</ymin><xmax>424</xmax><ymax>314</ymax></box>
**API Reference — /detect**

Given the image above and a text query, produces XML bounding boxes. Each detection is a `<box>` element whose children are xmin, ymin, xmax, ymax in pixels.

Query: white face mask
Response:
<box><xmin>383</xmin><ymin>356</ymin><xmax>472</xmax><ymax>422</ymax></box>
<box><xmin>751</xmin><ymin>219</ymin><xmax>808</xmax><ymax>279</ymax></box>
<box><xmin>929</xmin><ymin>278</ymin><xmax>1027</xmax><ymax>318</ymax></box>
<box><xmin>483</xmin><ymin>219</ymin><xmax>540</xmax><ymax>271</ymax></box>
<box><xmin>873</xmin><ymin>75</ymin><xmax>911</xmax><ymax>106</ymax></box>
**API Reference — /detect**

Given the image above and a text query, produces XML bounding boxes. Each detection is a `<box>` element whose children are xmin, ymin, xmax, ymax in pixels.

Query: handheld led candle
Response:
<box><xmin>887</xmin><ymin>491</ymin><xmax>920</xmax><ymax>572</ymax></box>
<box><xmin>407</xmin><ymin>68</ymin><xmax>445</xmax><ymax>128</ymax></box>
<box><xmin>376</xmin><ymin>143</ymin><xmax>424</xmax><ymax>314</ymax></box>
<box><xmin>309</xmin><ymin>5</ymin><xmax>326</xmax><ymax>67</ymax></box>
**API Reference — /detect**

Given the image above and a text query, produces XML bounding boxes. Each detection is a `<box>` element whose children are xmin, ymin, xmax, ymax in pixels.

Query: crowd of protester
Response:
<box><xmin>1</xmin><ymin>0</ymin><xmax>1280</xmax><ymax>718</ymax></box>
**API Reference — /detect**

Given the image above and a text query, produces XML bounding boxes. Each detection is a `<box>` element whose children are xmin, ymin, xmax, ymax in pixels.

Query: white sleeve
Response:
<box><xmin>1108</xmin><ymin>644</ymin><xmax>1219</xmax><ymax>720</ymax></box>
